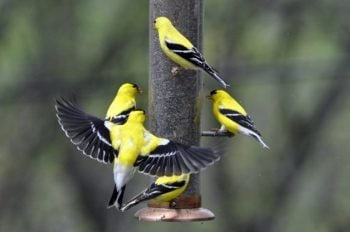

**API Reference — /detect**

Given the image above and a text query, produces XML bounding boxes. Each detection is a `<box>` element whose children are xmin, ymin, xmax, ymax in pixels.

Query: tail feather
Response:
<box><xmin>107</xmin><ymin>185</ymin><xmax>126</xmax><ymax>210</ymax></box>
<box><xmin>120</xmin><ymin>190</ymin><xmax>151</xmax><ymax>212</ymax></box>
<box><xmin>202</xmin><ymin>63</ymin><xmax>230</xmax><ymax>89</ymax></box>
<box><xmin>239</xmin><ymin>126</ymin><xmax>269</xmax><ymax>149</ymax></box>
<box><xmin>250</xmin><ymin>133</ymin><xmax>270</xmax><ymax>149</ymax></box>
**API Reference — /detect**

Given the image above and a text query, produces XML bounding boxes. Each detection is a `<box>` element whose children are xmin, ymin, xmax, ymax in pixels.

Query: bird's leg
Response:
<box><xmin>218</xmin><ymin>125</ymin><xmax>226</xmax><ymax>132</ymax></box>
<box><xmin>218</xmin><ymin>126</ymin><xmax>235</xmax><ymax>137</ymax></box>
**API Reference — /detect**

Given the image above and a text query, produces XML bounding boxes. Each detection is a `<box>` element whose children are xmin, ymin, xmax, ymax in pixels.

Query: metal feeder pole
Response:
<box><xmin>134</xmin><ymin>0</ymin><xmax>215</xmax><ymax>221</ymax></box>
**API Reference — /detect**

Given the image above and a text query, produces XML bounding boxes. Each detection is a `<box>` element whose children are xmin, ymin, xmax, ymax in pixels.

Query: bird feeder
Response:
<box><xmin>134</xmin><ymin>0</ymin><xmax>215</xmax><ymax>221</ymax></box>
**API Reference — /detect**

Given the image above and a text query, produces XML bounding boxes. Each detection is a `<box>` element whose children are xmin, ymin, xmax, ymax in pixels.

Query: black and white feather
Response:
<box><xmin>107</xmin><ymin>185</ymin><xmax>126</xmax><ymax>210</ymax></box>
<box><xmin>107</xmin><ymin>107</ymin><xmax>135</xmax><ymax>125</ymax></box>
<box><xmin>135</xmin><ymin>141</ymin><xmax>220</xmax><ymax>177</ymax></box>
<box><xmin>55</xmin><ymin>98</ymin><xmax>117</xmax><ymax>163</ymax></box>
<box><xmin>165</xmin><ymin>39</ymin><xmax>229</xmax><ymax>88</ymax></box>
<box><xmin>219</xmin><ymin>108</ymin><xmax>269</xmax><ymax>148</ymax></box>
<box><xmin>120</xmin><ymin>180</ymin><xmax>186</xmax><ymax>212</ymax></box>
<box><xmin>219</xmin><ymin>108</ymin><xmax>261</xmax><ymax>136</ymax></box>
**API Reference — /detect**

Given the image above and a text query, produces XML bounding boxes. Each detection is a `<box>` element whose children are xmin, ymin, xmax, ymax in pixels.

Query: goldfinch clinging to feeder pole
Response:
<box><xmin>154</xmin><ymin>16</ymin><xmax>229</xmax><ymax>89</ymax></box>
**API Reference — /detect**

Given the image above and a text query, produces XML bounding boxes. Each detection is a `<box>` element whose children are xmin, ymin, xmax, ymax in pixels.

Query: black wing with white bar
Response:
<box><xmin>165</xmin><ymin>39</ymin><xmax>229</xmax><ymax>88</ymax></box>
<box><xmin>120</xmin><ymin>180</ymin><xmax>186</xmax><ymax>212</ymax></box>
<box><xmin>107</xmin><ymin>107</ymin><xmax>135</xmax><ymax>125</ymax></box>
<box><xmin>219</xmin><ymin>108</ymin><xmax>261</xmax><ymax>136</ymax></box>
<box><xmin>55</xmin><ymin>98</ymin><xmax>116</xmax><ymax>163</ymax></box>
<box><xmin>165</xmin><ymin>39</ymin><xmax>205</xmax><ymax>68</ymax></box>
<box><xmin>135</xmin><ymin>141</ymin><xmax>220</xmax><ymax>177</ymax></box>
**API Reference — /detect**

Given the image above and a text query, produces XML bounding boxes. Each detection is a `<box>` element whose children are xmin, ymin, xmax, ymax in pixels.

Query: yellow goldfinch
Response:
<box><xmin>56</xmin><ymin>102</ymin><xmax>220</xmax><ymax>209</ymax></box>
<box><xmin>55</xmin><ymin>83</ymin><xmax>141</xmax><ymax>163</ymax></box>
<box><xmin>120</xmin><ymin>174</ymin><xmax>189</xmax><ymax>212</ymax></box>
<box><xmin>154</xmin><ymin>16</ymin><xmax>229</xmax><ymax>89</ymax></box>
<box><xmin>107</xmin><ymin>109</ymin><xmax>220</xmax><ymax>209</ymax></box>
<box><xmin>105</xmin><ymin>83</ymin><xmax>142</xmax><ymax>124</ymax></box>
<box><xmin>207</xmin><ymin>89</ymin><xmax>269</xmax><ymax>149</ymax></box>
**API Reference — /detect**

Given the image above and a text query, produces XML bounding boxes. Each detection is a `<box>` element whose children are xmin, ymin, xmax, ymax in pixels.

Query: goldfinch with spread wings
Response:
<box><xmin>207</xmin><ymin>89</ymin><xmax>269</xmax><ymax>149</ymax></box>
<box><xmin>154</xmin><ymin>16</ymin><xmax>229</xmax><ymax>89</ymax></box>
<box><xmin>107</xmin><ymin>109</ymin><xmax>220</xmax><ymax>210</ymax></box>
<box><xmin>121</xmin><ymin>174</ymin><xmax>189</xmax><ymax>212</ymax></box>
<box><xmin>55</xmin><ymin>83</ymin><xmax>141</xmax><ymax>163</ymax></box>
<box><xmin>56</xmin><ymin>102</ymin><xmax>220</xmax><ymax>210</ymax></box>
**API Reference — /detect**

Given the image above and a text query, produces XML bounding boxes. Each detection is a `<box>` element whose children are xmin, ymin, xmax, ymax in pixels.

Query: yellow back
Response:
<box><xmin>154</xmin><ymin>17</ymin><xmax>193</xmax><ymax>48</ymax></box>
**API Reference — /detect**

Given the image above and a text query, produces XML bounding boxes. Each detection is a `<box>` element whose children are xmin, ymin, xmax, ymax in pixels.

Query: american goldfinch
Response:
<box><xmin>107</xmin><ymin>109</ymin><xmax>220</xmax><ymax>209</ymax></box>
<box><xmin>55</xmin><ymin>83</ymin><xmax>141</xmax><ymax>163</ymax></box>
<box><xmin>56</xmin><ymin>101</ymin><xmax>220</xmax><ymax>210</ymax></box>
<box><xmin>207</xmin><ymin>89</ymin><xmax>269</xmax><ymax>149</ymax></box>
<box><xmin>105</xmin><ymin>83</ymin><xmax>142</xmax><ymax>124</ymax></box>
<box><xmin>154</xmin><ymin>16</ymin><xmax>229</xmax><ymax>89</ymax></box>
<box><xmin>120</xmin><ymin>174</ymin><xmax>189</xmax><ymax>212</ymax></box>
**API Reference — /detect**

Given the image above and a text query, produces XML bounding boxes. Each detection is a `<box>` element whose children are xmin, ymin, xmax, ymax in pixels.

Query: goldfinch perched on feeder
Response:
<box><xmin>154</xmin><ymin>16</ymin><xmax>229</xmax><ymax>89</ymax></box>
<box><xmin>121</xmin><ymin>174</ymin><xmax>190</xmax><ymax>212</ymax></box>
<box><xmin>56</xmin><ymin>101</ymin><xmax>220</xmax><ymax>210</ymax></box>
<box><xmin>207</xmin><ymin>89</ymin><xmax>269</xmax><ymax>149</ymax></box>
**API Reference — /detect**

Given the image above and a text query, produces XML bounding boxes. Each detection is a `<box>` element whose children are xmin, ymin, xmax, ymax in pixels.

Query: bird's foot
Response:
<box><xmin>210</xmin><ymin>128</ymin><xmax>234</xmax><ymax>137</ymax></box>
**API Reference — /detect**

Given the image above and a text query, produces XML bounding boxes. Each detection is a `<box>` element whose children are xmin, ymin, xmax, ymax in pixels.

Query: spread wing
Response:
<box><xmin>135</xmin><ymin>141</ymin><xmax>220</xmax><ymax>177</ymax></box>
<box><xmin>55</xmin><ymin>98</ymin><xmax>117</xmax><ymax>163</ymax></box>
<box><xmin>219</xmin><ymin>108</ymin><xmax>261</xmax><ymax>136</ymax></box>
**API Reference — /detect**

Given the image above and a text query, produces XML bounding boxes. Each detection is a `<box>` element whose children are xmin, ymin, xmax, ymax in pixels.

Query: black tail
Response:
<box><xmin>120</xmin><ymin>182</ymin><xmax>167</xmax><ymax>212</ymax></box>
<box><xmin>202</xmin><ymin>63</ymin><xmax>230</xmax><ymax>89</ymax></box>
<box><xmin>107</xmin><ymin>185</ymin><xmax>126</xmax><ymax>210</ymax></box>
<box><xmin>120</xmin><ymin>189</ymin><xmax>152</xmax><ymax>212</ymax></box>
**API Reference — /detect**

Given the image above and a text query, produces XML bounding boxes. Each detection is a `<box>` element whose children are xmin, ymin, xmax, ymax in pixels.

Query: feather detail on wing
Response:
<box><xmin>219</xmin><ymin>108</ymin><xmax>261</xmax><ymax>136</ymax></box>
<box><xmin>55</xmin><ymin>98</ymin><xmax>116</xmax><ymax>163</ymax></box>
<box><xmin>165</xmin><ymin>39</ymin><xmax>205</xmax><ymax>67</ymax></box>
<box><xmin>107</xmin><ymin>107</ymin><xmax>135</xmax><ymax>125</ymax></box>
<box><xmin>165</xmin><ymin>39</ymin><xmax>229</xmax><ymax>88</ymax></box>
<box><xmin>120</xmin><ymin>180</ymin><xmax>186</xmax><ymax>212</ymax></box>
<box><xmin>135</xmin><ymin>141</ymin><xmax>220</xmax><ymax>177</ymax></box>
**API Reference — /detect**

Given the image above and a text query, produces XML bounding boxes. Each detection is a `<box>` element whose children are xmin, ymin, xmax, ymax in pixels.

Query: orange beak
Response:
<box><xmin>137</xmin><ymin>87</ymin><xmax>143</xmax><ymax>94</ymax></box>
<box><xmin>206</xmin><ymin>94</ymin><xmax>212</xmax><ymax>100</ymax></box>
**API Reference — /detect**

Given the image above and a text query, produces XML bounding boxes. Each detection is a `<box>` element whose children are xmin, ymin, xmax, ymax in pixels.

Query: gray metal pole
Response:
<box><xmin>135</xmin><ymin>0</ymin><xmax>214</xmax><ymax>221</ymax></box>
<box><xmin>149</xmin><ymin>0</ymin><xmax>202</xmax><ymax>199</ymax></box>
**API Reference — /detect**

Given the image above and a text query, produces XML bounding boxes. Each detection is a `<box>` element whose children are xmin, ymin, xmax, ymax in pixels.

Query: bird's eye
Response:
<box><xmin>153</xmin><ymin>19</ymin><xmax>156</xmax><ymax>24</ymax></box>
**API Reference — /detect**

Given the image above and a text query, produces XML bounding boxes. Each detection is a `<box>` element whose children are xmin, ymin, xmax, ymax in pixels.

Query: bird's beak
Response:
<box><xmin>137</xmin><ymin>87</ymin><xmax>143</xmax><ymax>94</ymax></box>
<box><xmin>206</xmin><ymin>95</ymin><xmax>212</xmax><ymax>100</ymax></box>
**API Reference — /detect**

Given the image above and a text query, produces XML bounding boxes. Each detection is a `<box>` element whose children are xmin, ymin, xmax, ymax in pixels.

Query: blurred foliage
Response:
<box><xmin>1</xmin><ymin>0</ymin><xmax>350</xmax><ymax>231</ymax></box>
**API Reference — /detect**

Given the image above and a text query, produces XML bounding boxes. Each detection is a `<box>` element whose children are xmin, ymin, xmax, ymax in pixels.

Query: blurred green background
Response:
<box><xmin>1</xmin><ymin>0</ymin><xmax>350</xmax><ymax>231</ymax></box>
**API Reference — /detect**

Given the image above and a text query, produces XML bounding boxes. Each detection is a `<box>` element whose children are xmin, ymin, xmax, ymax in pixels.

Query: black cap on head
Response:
<box><xmin>210</xmin><ymin>90</ymin><xmax>218</xmax><ymax>95</ymax></box>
